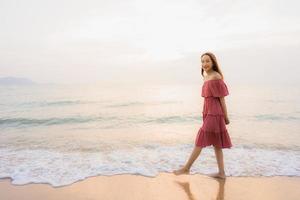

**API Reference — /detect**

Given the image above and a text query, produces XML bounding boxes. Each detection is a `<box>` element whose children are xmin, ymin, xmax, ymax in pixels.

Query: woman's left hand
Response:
<box><xmin>225</xmin><ymin>117</ymin><xmax>230</xmax><ymax>125</ymax></box>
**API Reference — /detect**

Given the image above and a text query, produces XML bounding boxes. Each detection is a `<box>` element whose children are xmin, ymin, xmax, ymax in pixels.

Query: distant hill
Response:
<box><xmin>0</xmin><ymin>77</ymin><xmax>37</xmax><ymax>85</ymax></box>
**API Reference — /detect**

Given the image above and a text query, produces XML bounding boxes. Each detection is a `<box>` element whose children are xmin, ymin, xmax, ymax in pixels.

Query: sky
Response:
<box><xmin>0</xmin><ymin>0</ymin><xmax>299</xmax><ymax>85</ymax></box>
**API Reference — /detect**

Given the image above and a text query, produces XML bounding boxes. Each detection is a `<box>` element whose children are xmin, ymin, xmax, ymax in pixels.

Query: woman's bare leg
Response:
<box><xmin>173</xmin><ymin>146</ymin><xmax>202</xmax><ymax>175</ymax></box>
<box><xmin>210</xmin><ymin>146</ymin><xmax>226</xmax><ymax>179</ymax></box>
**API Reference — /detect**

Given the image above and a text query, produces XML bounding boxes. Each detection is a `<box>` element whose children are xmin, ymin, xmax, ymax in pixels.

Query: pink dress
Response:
<box><xmin>195</xmin><ymin>79</ymin><xmax>232</xmax><ymax>148</ymax></box>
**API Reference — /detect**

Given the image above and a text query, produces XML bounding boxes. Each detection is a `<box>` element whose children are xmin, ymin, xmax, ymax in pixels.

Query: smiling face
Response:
<box><xmin>201</xmin><ymin>54</ymin><xmax>214</xmax><ymax>73</ymax></box>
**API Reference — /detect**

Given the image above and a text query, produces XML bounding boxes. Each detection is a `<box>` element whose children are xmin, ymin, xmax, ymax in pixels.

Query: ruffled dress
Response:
<box><xmin>195</xmin><ymin>79</ymin><xmax>232</xmax><ymax>148</ymax></box>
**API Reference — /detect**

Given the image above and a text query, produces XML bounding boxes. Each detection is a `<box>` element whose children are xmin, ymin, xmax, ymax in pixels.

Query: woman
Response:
<box><xmin>173</xmin><ymin>52</ymin><xmax>232</xmax><ymax>179</ymax></box>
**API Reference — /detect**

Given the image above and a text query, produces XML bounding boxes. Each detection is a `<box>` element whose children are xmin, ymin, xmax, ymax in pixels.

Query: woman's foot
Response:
<box><xmin>173</xmin><ymin>167</ymin><xmax>190</xmax><ymax>175</ymax></box>
<box><xmin>208</xmin><ymin>172</ymin><xmax>226</xmax><ymax>179</ymax></box>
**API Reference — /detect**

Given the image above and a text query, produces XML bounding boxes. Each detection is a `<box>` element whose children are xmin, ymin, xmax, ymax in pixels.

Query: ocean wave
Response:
<box><xmin>1</xmin><ymin>112</ymin><xmax>299</xmax><ymax>129</ymax></box>
<box><xmin>0</xmin><ymin>116</ymin><xmax>97</xmax><ymax>126</ymax></box>
<box><xmin>0</xmin><ymin>100</ymin><xmax>181</xmax><ymax>109</ymax></box>
<box><xmin>106</xmin><ymin>101</ymin><xmax>181</xmax><ymax>108</ymax></box>
<box><xmin>0</xmin><ymin>144</ymin><xmax>299</xmax><ymax>187</ymax></box>
<box><xmin>142</xmin><ymin>115</ymin><xmax>200</xmax><ymax>124</ymax></box>
<box><xmin>253</xmin><ymin>114</ymin><xmax>300</xmax><ymax>121</ymax></box>
<box><xmin>1</xmin><ymin>112</ymin><xmax>300</xmax><ymax>130</ymax></box>
<box><xmin>106</xmin><ymin>101</ymin><xmax>145</xmax><ymax>108</ymax></box>
<box><xmin>19</xmin><ymin>100</ymin><xmax>98</xmax><ymax>107</ymax></box>
<box><xmin>0</xmin><ymin>114</ymin><xmax>201</xmax><ymax>128</ymax></box>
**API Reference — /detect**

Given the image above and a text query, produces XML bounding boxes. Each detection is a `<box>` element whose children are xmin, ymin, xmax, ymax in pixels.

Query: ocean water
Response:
<box><xmin>0</xmin><ymin>83</ymin><xmax>299</xmax><ymax>187</ymax></box>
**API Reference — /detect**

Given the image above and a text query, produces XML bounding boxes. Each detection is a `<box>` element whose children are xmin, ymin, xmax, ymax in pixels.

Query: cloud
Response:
<box><xmin>0</xmin><ymin>0</ymin><xmax>299</xmax><ymax>84</ymax></box>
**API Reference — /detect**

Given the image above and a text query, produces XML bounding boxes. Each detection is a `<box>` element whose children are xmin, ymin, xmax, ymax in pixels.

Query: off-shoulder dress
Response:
<box><xmin>195</xmin><ymin>79</ymin><xmax>232</xmax><ymax>148</ymax></box>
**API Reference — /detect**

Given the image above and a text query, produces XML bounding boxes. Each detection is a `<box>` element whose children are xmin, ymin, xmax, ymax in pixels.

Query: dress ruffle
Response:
<box><xmin>195</xmin><ymin>114</ymin><xmax>232</xmax><ymax>148</ymax></box>
<box><xmin>202</xmin><ymin>79</ymin><xmax>229</xmax><ymax>98</ymax></box>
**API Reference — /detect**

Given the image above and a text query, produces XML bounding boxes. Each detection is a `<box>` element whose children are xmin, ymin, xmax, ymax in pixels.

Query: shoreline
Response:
<box><xmin>1</xmin><ymin>172</ymin><xmax>299</xmax><ymax>200</ymax></box>
<box><xmin>1</xmin><ymin>173</ymin><xmax>299</xmax><ymax>188</ymax></box>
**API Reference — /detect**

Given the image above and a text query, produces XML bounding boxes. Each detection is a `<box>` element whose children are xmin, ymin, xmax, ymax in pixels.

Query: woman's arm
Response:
<box><xmin>219</xmin><ymin>97</ymin><xmax>230</xmax><ymax>124</ymax></box>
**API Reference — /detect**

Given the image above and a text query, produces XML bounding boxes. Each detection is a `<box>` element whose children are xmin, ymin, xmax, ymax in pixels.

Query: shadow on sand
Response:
<box><xmin>174</xmin><ymin>177</ymin><xmax>225</xmax><ymax>200</ymax></box>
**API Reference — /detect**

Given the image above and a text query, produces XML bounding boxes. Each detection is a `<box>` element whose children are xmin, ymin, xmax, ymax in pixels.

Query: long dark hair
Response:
<box><xmin>201</xmin><ymin>52</ymin><xmax>224</xmax><ymax>79</ymax></box>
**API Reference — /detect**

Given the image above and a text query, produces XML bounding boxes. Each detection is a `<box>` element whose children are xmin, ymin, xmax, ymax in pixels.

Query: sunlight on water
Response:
<box><xmin>0</xmin><ymin>83</ymin><xmax>299</xmax><ymax>186</ymax></box>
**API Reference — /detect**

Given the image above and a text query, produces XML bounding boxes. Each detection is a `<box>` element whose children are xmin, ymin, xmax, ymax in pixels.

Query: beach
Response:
<box><xmin>1</xmin><ymin>173</ymin><xmax>300</xmax><ymax>200</ymax></box>
<box><xmin>1</xmin><ymin>0</ymin><xmax>300</xmax><ymax>199</ymax></box>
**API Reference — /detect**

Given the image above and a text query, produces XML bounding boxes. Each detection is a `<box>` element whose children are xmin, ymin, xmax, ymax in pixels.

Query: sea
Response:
<box><xmin>0</xmin><ymin>82</ymin><xmax>299</xmax><ymax>187</ymax></box>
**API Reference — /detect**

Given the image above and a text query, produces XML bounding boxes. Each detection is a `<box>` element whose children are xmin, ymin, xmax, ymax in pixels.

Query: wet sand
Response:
<box><xmin>1</xmin><ymin>172</ymin><xmax>299</xmax><ymax>200</ymax></box>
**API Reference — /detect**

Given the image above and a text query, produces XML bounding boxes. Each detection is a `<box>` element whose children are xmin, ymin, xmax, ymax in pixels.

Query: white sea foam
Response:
<box><xmin>0</xmin><ymin>144</ymin><xmax>299</xmax><ymax>187</ymax></box>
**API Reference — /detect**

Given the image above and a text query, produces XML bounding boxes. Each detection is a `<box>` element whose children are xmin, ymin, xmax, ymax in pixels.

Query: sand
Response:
<box><xmin>0</xmin><ymin>173</ymin><xmax>299</xmax><ymax>200</ymax></box>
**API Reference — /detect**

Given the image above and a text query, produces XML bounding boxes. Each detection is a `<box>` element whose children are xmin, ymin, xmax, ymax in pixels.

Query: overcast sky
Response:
<box><xmin>0</xmin><ymin>0</ymin><xmax>299</xmax><ymax>85</ymax></box>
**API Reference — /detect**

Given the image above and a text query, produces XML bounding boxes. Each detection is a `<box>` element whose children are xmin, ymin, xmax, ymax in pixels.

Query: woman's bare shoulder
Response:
<box><xmin>204</xmin><ymin>72</ymin><xmax>222</xmax><ymax>81</ymax></box>
<box><xmin>211</xmin><ymin>72</ymin><xmax>222</xmax><ymax>80</ymax></box>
